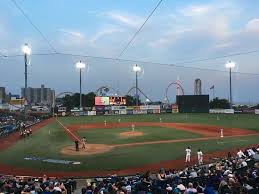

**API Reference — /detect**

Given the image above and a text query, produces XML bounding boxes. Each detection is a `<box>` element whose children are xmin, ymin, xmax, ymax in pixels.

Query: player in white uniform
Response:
<box><xmin>197</xmin><ymin>149</ymin><xmax>203</xmax><ymax>165</ymax></box>
<box><xmin>185</xmin><ymin>146</ymin><xmax>191</xmax><ymax>162</ymax></box>
<box><xmin>82</xmin><ymin>137</ymin><xmax>87</xmax><ymax>149</ymax></box>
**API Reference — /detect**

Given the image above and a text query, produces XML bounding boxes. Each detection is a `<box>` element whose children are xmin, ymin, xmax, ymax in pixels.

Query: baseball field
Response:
<box><xmin>0</xmin><ymin>113</ymin><xmax>259</xmax><ymax>177</ymax></box>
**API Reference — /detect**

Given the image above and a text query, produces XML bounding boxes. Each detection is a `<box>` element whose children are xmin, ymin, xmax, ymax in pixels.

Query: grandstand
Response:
<box><xmin>0</xmin><ymin>146</ymin><xmax>258</xmax><ymax>193</ymax></box>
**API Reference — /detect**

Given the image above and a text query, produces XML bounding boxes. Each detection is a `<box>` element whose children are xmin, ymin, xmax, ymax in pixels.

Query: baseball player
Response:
<box><xmin>82</xmin><ymin>137</ymin><xmax>87</xmax><ymax>149</ymax></box>
<box><xmin>185</xmin><ymin>146</ymin><xmax>191</xmax><ymax>162</ymax></box>
<box><xmin>197</xmin><ymin>149</ymin><xmax>203</xmax><ymax>165</ymax></box>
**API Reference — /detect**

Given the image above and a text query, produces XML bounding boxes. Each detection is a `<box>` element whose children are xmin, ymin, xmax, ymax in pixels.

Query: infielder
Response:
<box><xmin>82</xmin><ymin>137</ymin><xmax>87</xmax><ymax>149</ymax></box>
<box><xmin>185</xmin><ymin>146</ymin><xmax>191</xmax><ymax>162</ymax></box>
<box><xmin>197</xmin><ymin>149</ymin><xmax>203</xmax><ymax>165</ymax></box>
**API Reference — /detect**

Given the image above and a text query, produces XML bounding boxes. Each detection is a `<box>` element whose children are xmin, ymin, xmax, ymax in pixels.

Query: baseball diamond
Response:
<box><xmin>0</xmin><ymin>113</ymin><xmax>258</xmax><ymax>177</ymax></box>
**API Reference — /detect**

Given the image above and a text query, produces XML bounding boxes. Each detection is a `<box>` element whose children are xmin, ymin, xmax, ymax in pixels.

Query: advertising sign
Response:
<box><xmin>95</xmin><ymin>97</ymin><xmax>109</xmax><ymax>105</ymax></box>
<box><xmin>209</xmin><ymin>109</ymin><xmax>234</xmax><ymax>114</ymax></box>
<box><xmin>111</xmin><ymin>106</ymin><xmax>127</xmax><ymax>110</ymax></box>
<box><xmin>109</xmin><ymin>96</ymin><xmax>126</xmax><ymax>105</ymax></box>
<box><xmin>172</xmin><ymin>104</ymin><xmax>179</xmax><ymax>113</ymax></box>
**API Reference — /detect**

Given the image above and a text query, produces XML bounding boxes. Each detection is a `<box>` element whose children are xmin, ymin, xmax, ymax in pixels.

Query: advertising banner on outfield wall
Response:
<box><xmin>126</xmin><ymin>110</ymin><xmax>133</xmax><ymax>115</ymax></box>
<box><xmin>111</xmin><ymin>106</ymin><xmax>127</xmax><ymax>110</ymax></box>
<box><xmin>87</xmin><ymin>111</ymin><xmax>96</xmax><ymax>116</ymax></box>
<box><xmin>255</xmin><ymin>109</ymin><xmax>259</xmax><ymax>115</ymax></box>
<box><xmin>139</xmin><ymin>105</ymin><xmax>161</xmax><ymax>110</ymax></box>
<box><xmin>153</xmin><ymin>109</ymin><xmax>160</xmax><ymax>114</ymax></box>
<box><xmin>112</xmin><ymin>110</ymin><xmax>119</xmax><ymax>114</ymax></box>
<box><xmin>133</xmin><ymin>110</ymin><xmax>148</xmax><ymax>114</ymax></box>
<box><xmin>209</xmin><ymin>109</ymin><xmax>234</xmax><ymax>114</ymax></box>
<box><xmin>147</xmin><ymin>109</ymin><xmax>154</xmax><ymax>114</ymax></box>
<box><xmin>119</xmin><ymin>110</ymin><xmax>127</xmax><ymax>115</ymax></box>
<box><xmin>160</xmin><ymin>109</ymin><xmax>166</xmax><ymax>114</ymax></box>
<box><xmin>242</xmin><ymin>109</ymin><xmax>255</xmax><ymax>114</ymax></box>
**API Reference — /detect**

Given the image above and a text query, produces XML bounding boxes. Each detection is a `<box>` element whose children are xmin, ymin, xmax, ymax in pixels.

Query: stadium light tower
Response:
<box><xmin>76</xmin><ymin>61</ymin><xmax>86</xmax><ymax>110</ymax></box>
<box><xmin>22</xmin><ymin>43</ymin><xmax>31</xmax><ymax>112</ymax></box>
<box><xmin>225</xmin><ymin>61</ymin><xmax>235</xmax><ymax>109</ymax></box>
<box><xmin>133</xmin><ymin>64</ymin><xmax>141</xmax><ymax>106</ymax></box>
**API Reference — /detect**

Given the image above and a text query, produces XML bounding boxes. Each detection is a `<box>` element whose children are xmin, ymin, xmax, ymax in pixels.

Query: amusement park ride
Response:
<box><xmin>54</xmin><ymin>77</ymin><xmax>186</xmax><ymax>107</ymax></box>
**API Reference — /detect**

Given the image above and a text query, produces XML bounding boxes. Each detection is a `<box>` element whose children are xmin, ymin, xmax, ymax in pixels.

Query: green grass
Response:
<box><xmin>0</xmin><ymin>122</ymin><xmax>258</xmax><ymax>171</ymax></box>
<box><xmin>59</xmin><ymin>113</ymin><xmax>259</xmax><ymax>132</ymax></box>
<box><xmin>76</xmin><ymin>126</ymin><xmax>202</xmax><ymax>145</ymax></box>
<box><xmin>0</xmin><ymin>114</ymin><xmax>258</xmax><ymax>173</ymax></box>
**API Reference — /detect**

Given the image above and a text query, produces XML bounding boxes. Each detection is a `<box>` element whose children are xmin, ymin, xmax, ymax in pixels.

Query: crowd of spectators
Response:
<box><xmin>0</xmin><ymin>175</ymin><xmax>77</xmax><ymax>194</ymax></box>
<box><xmin>78</xmin><ymin>147</ymin><xmax>259</xmax><ymax>194</ymax></box>
<box><xmin>0</xmin><ymin>146</ymin><xmax>258</xmax><ymax>194</ymax></box>
<box><xmin>1</xmin><ymin>147</ymin><xmax>257</xmax><ymax>194</ymax></box>
<box><xmin>0</xmin><ymin>115</ymin><xmax>16</xmax><ymax>128</ymax></box>
<box><xmin>0</xmin><ymin>113</ymin><xmax>39</xmax><ymax>138</ymax></box>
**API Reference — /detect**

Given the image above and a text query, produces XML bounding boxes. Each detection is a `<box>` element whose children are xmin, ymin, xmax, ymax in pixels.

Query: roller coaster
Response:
<box><xmin>55</xmin><ymin>82</ymin><xmax>185</xmax><ymax>105</ymax></box>
<box><xmin>164</xmin><ymin>82</ymin><xmax>184</xmax><ymax>104</ymax></box>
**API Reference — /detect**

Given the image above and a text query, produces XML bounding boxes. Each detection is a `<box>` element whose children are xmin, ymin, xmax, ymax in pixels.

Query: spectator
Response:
<box><xmin>184</xmin><ymin>182</ymin><xmax>197</xmax><ymax>194</ymax></box>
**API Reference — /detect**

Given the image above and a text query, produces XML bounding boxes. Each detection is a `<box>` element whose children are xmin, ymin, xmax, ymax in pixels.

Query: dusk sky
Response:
<box><xmin>1</xmin><ymin>0</ymin><xmax>259</xmax><ymax>104</ymax></box>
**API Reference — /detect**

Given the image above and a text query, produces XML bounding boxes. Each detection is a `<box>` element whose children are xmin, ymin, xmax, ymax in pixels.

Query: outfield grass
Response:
<box><xmin>76</xmin><ymin>126</ymin><xmax>202</xmax><ymax>145</ymax></box>
<box><xmin>59</xmin><ymin>113</ymin><xmax>259</xmax><ymax>132</ymax></box>
<box><xmin>1</xmin><ymin>126</ymin><xmax>258</xmax><ymax>171</ymax></box>
<box><xmin>0</xmin><ymin>113</ymin><xmax>258</xmax><ymax>172</ymax></box>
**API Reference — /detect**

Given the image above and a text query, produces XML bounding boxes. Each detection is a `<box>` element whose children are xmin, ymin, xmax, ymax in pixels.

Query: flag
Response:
<box><xmin>210</xmin><ymin>85</ymin><xmax>214</xmax><ymax>89</ymax></box>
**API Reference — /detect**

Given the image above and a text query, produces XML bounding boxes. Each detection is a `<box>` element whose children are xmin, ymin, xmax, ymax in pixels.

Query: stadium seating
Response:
<box><xmin>0</xmin><ymin>147</ymin><xmax>258</xmax><ymax>194</ymax></box>
<box><xmin>0</xmin><ymin>113</ymin><xmax>39</xmax><ymax>138</ymax></box>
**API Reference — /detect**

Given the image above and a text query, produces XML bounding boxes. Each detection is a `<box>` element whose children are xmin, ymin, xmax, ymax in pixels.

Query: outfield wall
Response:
<box><xmin>60</xmin><ymin>107</ymin><xmax>259</xmax><ymax>116</ymax></box>
<box><xmin>209</xmin><ymin>109</ymin><xmax>235</xmax><ymax>114</ymax></box>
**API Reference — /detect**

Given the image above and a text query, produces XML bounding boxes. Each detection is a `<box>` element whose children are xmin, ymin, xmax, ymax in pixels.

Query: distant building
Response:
<box><xmin>21</xmin><ymin>84</ymin><xmax>55</xmax><ymax>106</ymax></box>
<box><xmin>9</xmin><ymin>97</ymin><xmax>25</xmax><ymax>111</ymax></box>
<box><xmin>0</xmin><ymin>87</ymin><xmax>6</xmax><ymax>104</ymax></box>
<box><xmin>5</xmin><ymin>93</ymin><xmax>20</xmax><ymax>103</ymax></box>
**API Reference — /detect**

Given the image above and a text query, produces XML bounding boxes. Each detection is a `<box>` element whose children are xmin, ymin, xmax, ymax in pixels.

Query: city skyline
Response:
<box><xmin>1</xmin><ymin>0</ymin><xmax>259</xmax><ymax>103</ymax></box>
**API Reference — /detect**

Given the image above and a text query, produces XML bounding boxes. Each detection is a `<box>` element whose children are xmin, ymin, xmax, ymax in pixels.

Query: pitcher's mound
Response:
<box><xmin>119</xmin><ymin>131</ymin><xmax>144</xmax><ymax>138</ymax></box>
<box><xmin>61</xmin><ymin>144</ymin><xmax>114</xmax><ymax>156</ymax></box>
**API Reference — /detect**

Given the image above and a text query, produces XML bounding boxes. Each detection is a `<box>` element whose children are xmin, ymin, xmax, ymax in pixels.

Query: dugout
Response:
<box><xmin>176</xmin><ymin>95</ymin><xmax>209</xmax><ymax>113</ymax></box>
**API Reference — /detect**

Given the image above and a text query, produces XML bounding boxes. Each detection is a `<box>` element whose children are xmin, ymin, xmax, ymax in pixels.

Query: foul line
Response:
<box><xmin>56</xmin><ymin>119</ymin><xmax>82</xmax><ymax>143</ymax></box>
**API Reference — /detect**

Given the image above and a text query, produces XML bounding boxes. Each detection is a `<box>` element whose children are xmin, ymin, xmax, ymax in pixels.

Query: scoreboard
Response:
<box><xmin>109</xmin><ymin>96</ymin><xmax>126</xmax><ymax>105</ymax></box>
<box><xmin>95</xmin><ymin>96</ymin><xmax>126</xmax><ymax>106</ymax></box>
<box><xmin>176</xmin><ymin>95</ymin><xmax>209</xmax><ymax>113</ymax></box>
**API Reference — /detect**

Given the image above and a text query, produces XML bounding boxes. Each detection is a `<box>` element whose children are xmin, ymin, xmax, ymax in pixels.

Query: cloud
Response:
<box><xmin>149</xmin><ymin>3</ymin><xmax>233</xmax><ymax>48</ymax></box>
<box><xmin>215</xmin><ymin>42</ymin><xmax>234</xmax><ymax>49</ymax></box>
<box><xmin>58</xmin><ymin>29</ymin><xmax>84</xmax><ymax>38</ymax></box>
<box><xmin>180</xmin><ymin>5</ymin><xmax>211</xmax><ymax>17</ymax></box>
<box><xmin>149</xmin><ymin>28</ymin><xmax>193</xmax><ymax>47</ymax></box>
<box><xmin>104</xmin><ymin>11</ymin><xmax>143</xmax><ymax>28</ymax></box>
<box><xmin>57</xmin><ymin>28</ymin><xmax>87</xmax><ymax>49</ymax></box>
<box><xmin>90</xmin><ymin>27</ymin><xmax>124</xmax><ymax>43</ymax></box>
<box><xmin>0</xmin><ymin>18</ymin><xmax>8</xmax><ymax>41</ymax></box>
<box><xmin>245</xmin><ymin>18</ymin><xmax>259</xmax><ymax>32</ymax></box>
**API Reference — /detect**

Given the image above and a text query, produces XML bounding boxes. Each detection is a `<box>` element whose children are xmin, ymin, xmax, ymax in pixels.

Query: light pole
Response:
<box><xmin>22</xmin><ymin>43</ymin><xmax>31</xmax><ymax>114</ymax></box>
<box><xmin>225</xmin><ymin>61</ymin><xmax>235</xmax><ymax>109</ymax></box>
<box><xmin>76</xmin><ymin>61</ymin><xmax>86</xmax><ymax>110</ymax></box>
<box><xmin>133</xmin><ymin>64</ymin><xmax>141</xmax><ymax>106</ymax></box>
